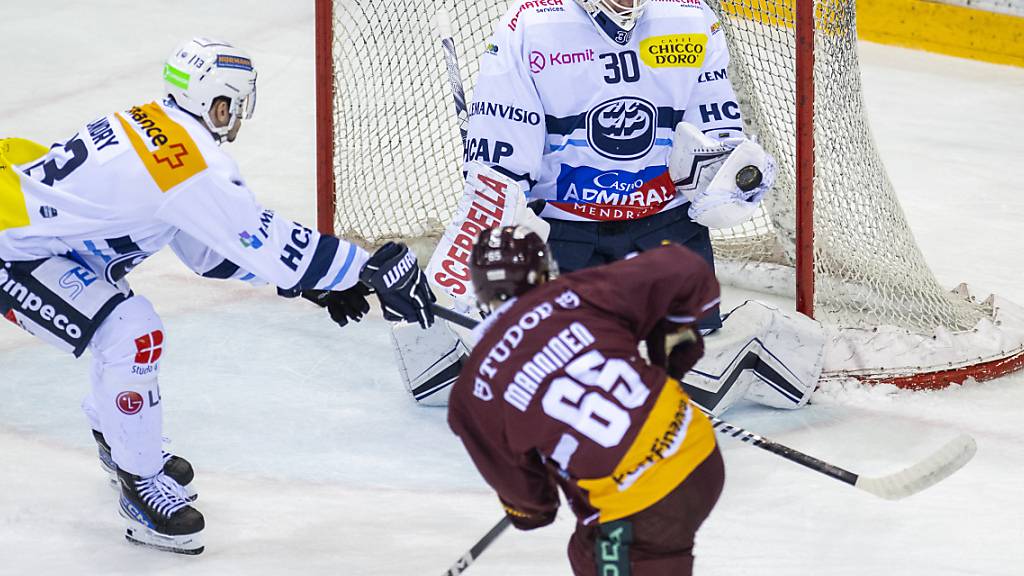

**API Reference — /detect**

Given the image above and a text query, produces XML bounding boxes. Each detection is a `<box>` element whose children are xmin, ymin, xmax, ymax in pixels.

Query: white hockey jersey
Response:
<box><xmin>466</xmin><ymin>0</ymin><xmax>742</xmax><ymax>222</ymax></box>
<box><xmin>0</xmin><ymin>101</ymin><xmax>368</xmax><ymax>293</ymax></box>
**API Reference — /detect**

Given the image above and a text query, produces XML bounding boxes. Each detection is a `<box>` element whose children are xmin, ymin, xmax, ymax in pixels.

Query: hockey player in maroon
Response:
<box><xmin>448</xmin><ymin>226</ymin><xmax>725</xmax><ymax>575</ymax></box>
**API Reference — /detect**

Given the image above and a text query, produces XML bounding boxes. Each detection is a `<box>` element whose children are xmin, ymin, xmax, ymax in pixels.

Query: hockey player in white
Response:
<box><xmin>401</xmin><ymin>0</ymin><xmax>825</xmax><ymax>415</ymax></box>
<box><xmin>0</xmin><ymin>37</ymin><xmax>435</xmax><ymax>555</ymax></box>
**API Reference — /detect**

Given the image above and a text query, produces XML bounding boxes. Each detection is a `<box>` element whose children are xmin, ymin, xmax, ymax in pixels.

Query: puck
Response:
<box><xmin>736</xmin><ymin>165</ymin><xmax>763</xmax><ymax>192</ymax></box>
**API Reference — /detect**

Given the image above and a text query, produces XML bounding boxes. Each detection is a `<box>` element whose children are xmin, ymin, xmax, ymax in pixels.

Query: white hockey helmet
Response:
<box><xmin>164</xmin><ymin>37</ymin><xmax>257</xmax><ymax>140</ymax></box>
<box><xmin>575</xmin><ymin>0</ymin><xmax>651</xmax><ymax>31</ymax></box>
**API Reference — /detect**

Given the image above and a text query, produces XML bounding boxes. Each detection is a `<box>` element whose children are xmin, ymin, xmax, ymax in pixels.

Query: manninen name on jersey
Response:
<box><xmin>470</xmin><ymin>102</ymin><xmax>542</xmax><ymax>126</ymax></box>
<box><xmin>552</xmin><ymin>165</ymin><xmax>676</xmax><ymax>221</ymax></box>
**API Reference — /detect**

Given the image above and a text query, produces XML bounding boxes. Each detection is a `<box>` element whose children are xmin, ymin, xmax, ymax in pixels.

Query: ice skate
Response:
<box><xmin>94</xmin><ymin>430</ymin><xmax>197</xmax><ymax>501</ymax></box>
<box><xmin>117</xmin><ymin>469</ymin><xmax>205</xmax><ymax>555</ymax></box>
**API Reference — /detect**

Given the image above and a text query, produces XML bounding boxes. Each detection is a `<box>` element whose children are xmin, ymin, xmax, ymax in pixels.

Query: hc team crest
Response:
<box><xmin>587</xmin><ymin>97</ymin><xmax>657</xmax><ymax>161</ymax></box>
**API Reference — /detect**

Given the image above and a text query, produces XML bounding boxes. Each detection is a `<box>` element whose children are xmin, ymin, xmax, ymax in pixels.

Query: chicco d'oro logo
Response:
<box><xmin>116</xmin><ymin>391</ymin><xmax>145</xmax><ymax>415</ymax></box>
<box><xmin>639</xmin><ymin>34</ymin><xmax>707</xmax><ymax>69</ymax></box>
<box><xmin>586</xmin><ymin>97</ymin><xmax>657</xmax><ymax>161</ymax></box>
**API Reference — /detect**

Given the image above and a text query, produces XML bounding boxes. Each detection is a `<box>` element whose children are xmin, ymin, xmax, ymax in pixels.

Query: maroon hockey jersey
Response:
<box><xmin>448</xmin><ymin>244</ymin><xmax>721</xmax><ymax>525</ymax></box>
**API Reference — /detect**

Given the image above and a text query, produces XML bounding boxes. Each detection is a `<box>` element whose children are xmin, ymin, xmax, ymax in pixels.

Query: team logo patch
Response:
<box><xmin>58</xmin><ymin>266</ymin><xmax>97</xmax><ymax>300</ymax></box>
<box><xmin>116</xmin><ymin>391</ymin><xmax>145</xmax><ymax>415</ymax></box>
<box><xmin>639</xmin><ymin>34</ymin><xmax>707</xmax><ymax>68</ymax></box>
<box><xmin>239</xmin><ymin>231</ymin><xmax>263</xmax><ymax>249</ymax></box>
<box><xmin>586</xmin><ymin>97</ymin><xmax>657</xmax><ymax>161</ymax></box>
<box><xmin>134</xmin><ymin>330</ymin><xmax>164</xmax><ymax>364</ymax></box>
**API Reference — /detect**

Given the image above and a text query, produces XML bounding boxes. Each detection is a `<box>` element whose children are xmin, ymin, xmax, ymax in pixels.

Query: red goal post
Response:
<box><xmin>314</xmin><ymin>0</ymin><xmax>1024</xmax><ymax>389</ymax></box>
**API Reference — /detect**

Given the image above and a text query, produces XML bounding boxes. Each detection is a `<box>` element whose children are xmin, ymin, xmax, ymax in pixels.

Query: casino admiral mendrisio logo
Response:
<box><xmin>586</xmin><ymin>97</ymin><xmax>657</xmax><ymax>161</ymax></box>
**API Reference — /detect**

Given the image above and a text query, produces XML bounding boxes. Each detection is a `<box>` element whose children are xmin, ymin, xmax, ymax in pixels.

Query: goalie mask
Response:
<box><xmin>164</xmin><ymin>37</ymin><xmax>257</xmax><ymax>141</ymax></box>
<box><xmin>470</xmin><ymin>226</ymin><xmax>558</xmax><ymax>308</ymax></box>
<box><xmin>575</xmin><ymin>0</ymin><xmax>651</xmax><ymax>32</ymax></box>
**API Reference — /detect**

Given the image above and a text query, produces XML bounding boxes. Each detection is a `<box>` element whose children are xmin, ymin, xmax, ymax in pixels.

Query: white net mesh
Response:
<box><xmin>328</xmin><ymin>0</ymin><xmax>988</xmax><ymax>334</ymax></box>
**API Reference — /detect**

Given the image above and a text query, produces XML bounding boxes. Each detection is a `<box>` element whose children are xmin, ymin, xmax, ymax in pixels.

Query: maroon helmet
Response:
<box><xmin>470</xmin><ymin>226</ymin><xmax>557</xmax><ymax>306</ymax></box>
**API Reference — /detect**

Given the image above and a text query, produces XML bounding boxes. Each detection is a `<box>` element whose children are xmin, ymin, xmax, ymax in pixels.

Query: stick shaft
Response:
<box><xmin>435</xmin><ymin>8</ymin><xmax>468</xmax><ymax>144</ymax></box>
<box><xmin>443</xmin><ymin>517</ymin><xmax>513</xmax><ymax>576</ymax></box>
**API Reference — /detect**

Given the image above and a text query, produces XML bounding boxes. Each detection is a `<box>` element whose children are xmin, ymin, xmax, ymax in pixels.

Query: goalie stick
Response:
<box><xmin>429</xmin><ymin>303</ymin><xmax>978</xmax><ymax>501</ymax></box>
<box><xmin>435</xmin><ymin>8</ymin><xmax>468</xmax><ymax>143</ymax></box>
<box><xmin>442</xmin><ymin>516</ymin><xmax>513</xmax><ymax>576</ymax></box>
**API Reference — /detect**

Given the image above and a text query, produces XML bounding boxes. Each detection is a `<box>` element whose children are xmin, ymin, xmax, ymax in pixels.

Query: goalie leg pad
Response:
<box><xmin>391</xmin><ymin>318</ymin><xmax>471</xmax><ymax>406</ymax></box>
<box><xmin>682</xmin><ymin>301</ymin><xmax>824</xmax><ymax>416</ymax></box>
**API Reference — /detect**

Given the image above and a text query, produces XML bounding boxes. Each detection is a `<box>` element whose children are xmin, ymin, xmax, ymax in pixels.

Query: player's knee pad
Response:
<box><xmin>88</xmin><ymin>296</ymin><xmax>166</xmax><ymax>476</ymax></box>
<box><xmin>90</xmin><ymin>295</ymin><xmax>165</xmax><ymax>378</ymax></box>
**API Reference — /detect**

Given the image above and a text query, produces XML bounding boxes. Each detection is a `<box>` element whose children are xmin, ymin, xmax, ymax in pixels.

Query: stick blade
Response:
<box><xmin>855</xmin><ymin>434</ymin><xmax>977</xmax><ymax>500</ymax></box>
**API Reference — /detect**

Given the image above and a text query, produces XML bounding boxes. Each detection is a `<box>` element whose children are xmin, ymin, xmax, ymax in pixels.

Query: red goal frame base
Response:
<box><xmin>854</xmin><ymin>349</ymin><xmax>1024</xmax><ymax>391</ymax></box>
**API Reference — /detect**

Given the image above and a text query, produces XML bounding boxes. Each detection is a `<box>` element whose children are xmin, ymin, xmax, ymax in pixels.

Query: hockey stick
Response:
<box><xmin>442</xmin><ymin>516</ymin><xmax>513</xmax><ymax>576</ymax></box>
<box><xmin>430</xmin><ymin>303</ymin><xmax>978</xmax><ymax>500</ymax></box>
<box><xmin>434</xmin><ymin>8</ymin><xmax>469</xmax><ymax>144</ymax></box>
<box><xmin>708</xmin><ymin>417</ymin><xmax>976</xmax><ymax>500</ymax></box>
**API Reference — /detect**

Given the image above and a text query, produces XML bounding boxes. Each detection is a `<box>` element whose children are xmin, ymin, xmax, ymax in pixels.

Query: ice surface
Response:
<box><xmin>1</xmin><ymin>3</ymin><xmax>1023</xmax><ymax>575</ymax></box>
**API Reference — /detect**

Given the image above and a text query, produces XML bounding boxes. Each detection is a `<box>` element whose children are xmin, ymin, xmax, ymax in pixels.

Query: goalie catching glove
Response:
<box><xmin>359</xmin><ymin>242</ymin><xmax>436</xmax><ymax>328</ymax></box>
<box><xmin>669</xmin><ymin>122</ymin><xmax>776</xmax><ymax>229</ymax></box>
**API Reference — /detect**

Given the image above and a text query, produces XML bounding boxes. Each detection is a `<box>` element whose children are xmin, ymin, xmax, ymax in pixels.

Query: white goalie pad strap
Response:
<box><xmin>688</xmin><ymin>140</ymin><xmax>776</xmax><ymax>229</ymax></box>
<box><xmin>391</xmin><ymin>318</ymin><xmax>471</xmax><ymax>406</ymax></box>
<box><xmin>427</xmin><ymin>161</ymin><xmax>547</xmax><ymax>310</ymax></box>
<box><xmin>681</xmin><ymin>300</ymin><xmax>825</xmax><ymax>416</ymax></box>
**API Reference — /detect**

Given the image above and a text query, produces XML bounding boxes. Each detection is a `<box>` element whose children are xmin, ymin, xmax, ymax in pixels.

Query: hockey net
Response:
<box><xmin>315</xmin><ymin>0</ymin><xmax>1024</xmax><ymax>389</ymax></box>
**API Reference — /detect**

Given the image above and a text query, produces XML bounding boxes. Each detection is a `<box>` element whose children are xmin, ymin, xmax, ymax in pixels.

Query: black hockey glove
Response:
<box><xmin>358</xmin><ymin>242</ymin><xmax>436</xmax><ymax>328</ymax></box>
<box><xmin>300</xmin><ymin>284</ymin><xmax>372</xmax><ymax>329</ymax></box>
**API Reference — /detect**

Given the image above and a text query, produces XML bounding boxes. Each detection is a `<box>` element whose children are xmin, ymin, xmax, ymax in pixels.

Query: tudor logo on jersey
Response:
<box><xmin>587</xmin><ymin>97</ymin><xmax>657</xmax><ymax>161</ymax></box>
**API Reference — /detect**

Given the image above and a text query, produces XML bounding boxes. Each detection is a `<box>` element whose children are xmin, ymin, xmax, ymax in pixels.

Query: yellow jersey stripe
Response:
<box><xmin>0</xmin><ymin>138</ymin><xmax>46</xmax><ymax>232</ymax></box>
<box><xmin>577</xmin><ymin>378</ymin><xmax>717</xmax><ymax>523</ymax></box>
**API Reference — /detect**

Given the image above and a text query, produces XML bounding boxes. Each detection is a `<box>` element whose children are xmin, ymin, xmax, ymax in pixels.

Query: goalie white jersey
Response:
<box><xmin>0</xmin><ymin>101</ymin><xmax>367</xmax><ymax>293</ymax></box>
<box><xmin>467</xmin><ymin>0</ymin><xmax>743</xmax><ymax>222</ymax></box>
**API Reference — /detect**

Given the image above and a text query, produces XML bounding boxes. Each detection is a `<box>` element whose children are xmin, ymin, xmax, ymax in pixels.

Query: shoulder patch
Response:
<box><xmin>116</xmin><ymin>102</ymin><xmax>208</xmax><ymax>192</ymax></box>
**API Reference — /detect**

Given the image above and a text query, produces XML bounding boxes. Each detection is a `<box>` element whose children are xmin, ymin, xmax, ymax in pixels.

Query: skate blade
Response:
<box><xmin>123</xmin><ymin>523</ymin><xmax>204</xmax><ymax>555</ymax></box>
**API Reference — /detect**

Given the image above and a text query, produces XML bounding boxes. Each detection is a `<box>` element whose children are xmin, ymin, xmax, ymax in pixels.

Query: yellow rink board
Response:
<box><xmin>858</xmin><ymin>0</ymin><xmax>1024</xmax><ymax>67</ymax></box>
<box><xmin>719</xmin><ymin>0</ymin><xmax>1023</xmax><ymax>67</ymax></box>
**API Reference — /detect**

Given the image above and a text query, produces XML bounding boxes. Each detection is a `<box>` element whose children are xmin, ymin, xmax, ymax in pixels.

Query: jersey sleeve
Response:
<box><xmin>463</xmin><ymin>14</ymin><xmax>547</xmax><ymax>192</ymax></box>
<box><xmin>168</xmin><ymin>230</ymin><xmax>265</xmax><ymax>285</ymax></box>
<box><xmin>564</xmin><ymin>244</ymin><xmax>721</xmax><ymax>338</ymax></box>
<box><xmin>155</xmin><ymin>155</ymin><xmax>369</xmax><ymax>292</ymax></box>
<box><xmin>448</xmin><ymin>391</ymin><xmax>560</xmax><ymax>519</ymax></box>
<box><xmin>681</xmin><ymin>8</ymin><xmax>744</xmax><ymax>138</ymax></box>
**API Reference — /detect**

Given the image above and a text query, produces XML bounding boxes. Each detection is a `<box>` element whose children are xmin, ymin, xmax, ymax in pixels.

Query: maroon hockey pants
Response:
<box><xmin>567</xmin><ymin>447</ymin><xmax>725</xmax><ymax>576</ymax></box>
